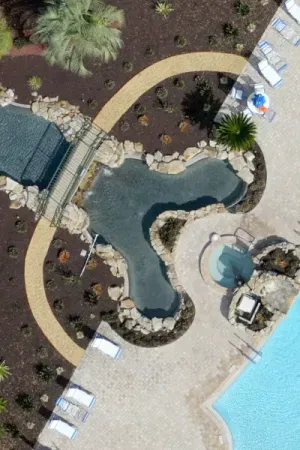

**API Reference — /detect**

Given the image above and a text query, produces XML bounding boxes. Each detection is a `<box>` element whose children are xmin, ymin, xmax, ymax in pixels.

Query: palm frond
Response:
<box><xmin>216</xmin><ymin>112</ymin><xmax>257</xmax><ymax>151</ymax></box>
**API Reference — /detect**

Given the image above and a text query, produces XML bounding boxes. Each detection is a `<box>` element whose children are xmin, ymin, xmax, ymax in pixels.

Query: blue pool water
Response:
<box><xmin>214</xmin><ymin>294</ymin><xmax>300</xmax><ymax>450</ymax></box>
<box><xmin>209</xmin><ymin>243</ymin><xmax>254</xmax><ymax>288</ymax></box>
<box><xmin>0</xmin><ymin>105</ymin><xmax>68</xmax><ymax>187</ymax></box>
<box><xmin>84</xmin><ymin>158</ymin><xmax>245</xmax><ymax>317</ymax></box>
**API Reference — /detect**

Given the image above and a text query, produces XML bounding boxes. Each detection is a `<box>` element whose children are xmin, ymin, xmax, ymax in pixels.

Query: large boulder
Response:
<box><xmin>60</xmin><ymin>203</ymin><xmax>90</xmax><ymax>234</ymax></box>
<box><xmin>262</xmin><ymin>279</ymin><xmax>298</xmax><ymax>313</ymax></box>
<box><xmin>157</xmin><ymin>160</ymin><xmax>186</xmax><ymax>174</ymax></box>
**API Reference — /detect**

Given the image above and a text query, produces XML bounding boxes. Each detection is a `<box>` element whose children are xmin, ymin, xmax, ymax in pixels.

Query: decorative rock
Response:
<box><xmin>244</xmin><ymin>150</ymin><xmax>255</xmax><ymax>162</ymax></box>
<box><xmin>154</xmin><ymin>150</ymin><xmax>163</xmax><ymax>162</ymax></box>
<box><xmin>157</xmin><ymin>160</ymin><xmax>185</xmax><ymax>174</ymax></box>
<box><xmin>139</xmin><ymin>316</ymin><xmax>152</xmax><ymax>331</ymax></box>
<box><xmin>90</xmin><ymin>313</ymin><xmax>96</xmax><ymax>319</ymax></box>
<box><xmin>198</xmin><ymin>140</ymin><xmax>207</xmax><ymax>148</ymax></box>
<box><xmin>134</xmin><ymin>142</ymin><xmax>144</xmax><ymax>153</ymax></box>
<box><xmin>151</xmin><ymin>317</ymin><xmax>163</xmax><ymax>332</ymax></box>
<box><xmin>140</xmin><ymin>328</ymin><xmax>150</xmax><ymax>335</ymax></box>
<box><xmin>26</xmin><ymin>185</ymin><xmax>39</xmax><ymax>211</ymax></box>
<box><xmin>247</xmin><ymin>160</ymin><xmax>255</xmax><ymax>172</ymax></box>
<box><xmin>183</xmin><ymin>147</ymin><xmax>201</xmax><ymax>161</ymax></box>
<box><xmin>76</xmin><ymin>331</ymin><xmax>84</xmax><ymax>340</ymax></box>
<box><xmin>9</xmin><ymin>200</ymin><xmax>22</xmax><ymax>209</ymax></box>
<box><xmin>125</xmin><ymin>319</ymin><xmax>136</xmax><ymax>330</ymax></box>
<box><xmin>163</xmin><ymin>317</ymin><xmax>176</xmax><ymax>331</ymax></box>
<box><xmin>56</xmin><ymin>366</ymin><xmax>64</xmax><ymax>375</ymax></box>
<box><xmin>123</xmin><ymin>140</ymin><xmax>135</xmax><ymax>153</ymax></box>
<box><xmin>146</xmin><ymin>153</ymin><xmax>155</xmax><ymax>166</ymax></box>
<box><xmin>130</xmin><ymin>307</ymin><xmax>142</xmax><ymax>320</ymax></box>
<box><xmin>230</xmin><ymin>155</ymin><xmax>246</xmax><ymax>172</ymax></box>
<box><xmin>0</xmin><ymin>175</ymin><xmax>6</xmax><ymax>189</ymax></box>
<box><xmin>40</xmin><ymin>394</ymin><xmax>49</xmax><ymax>403</ymax></box>
<box><xmin>27</xmin><ymin>422</ymin><xmax>36</xmax><ymax>430</ymax></box>
<box><xmin>237</xmin><ymin>167</ymin><xmax>255</xmax><ymax>184</ymax></box>
<box><xmin>108</xmin><ymin>285</ymin><xmax>123</xmax><ymax>301</ymax></box>
<box><xmin>5</xmin><ymin>178</ymin><xmax>20</xmax><ymax>191</ymax></box>
<box><xmin>120</xmin><ymin>298</ymin><xmax>135</xmax><ymax>309</ymax></box>
<box><xmin>217</xmin><ymin>151</ymin><xmax>228</xmax><ymax>160</ymax></box>
<box><xmin>61</xmin><ymin>203</ymin><xmax>90</xmax><ymax>234</ymax></box>
<box><xmin>209</xmin><ymin>140</ymin><xmax>217</xmax><ymax>148</ymax></box>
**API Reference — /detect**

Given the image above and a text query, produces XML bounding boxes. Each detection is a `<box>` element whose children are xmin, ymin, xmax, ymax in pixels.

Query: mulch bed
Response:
<box><xmin>111</xmin><ymin>71</ymin><xmax>236</xmax><ymax>155</ymax></box>
<box><xmin>0</xmin><ymin>192</ymin><xmax>73</xmax><ymax>450</ymax></box>
<box><xmin>44</xmin><ymin>229</ymin><xmax>122</xmax><ymax>349</ymax></box>
<box><xmin>0</xmin><ymin>0</ymin><xmax>279</xmax><ymax>115</ymax></box>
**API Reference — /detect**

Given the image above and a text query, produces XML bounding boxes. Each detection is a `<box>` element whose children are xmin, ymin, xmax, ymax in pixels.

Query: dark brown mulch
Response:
<box><xmin>0</xmin><ymin>0</ymin><xmax>279</xmax><ymax>114</ymax></box>
<box><xmin>229</xmin><ymin>142</ymin><xmax>267</xmax><ymax>213</ymax></box>
<box><xmin>101</xmin><ymin>293</ymin><xmax>195</xmax><ymax>348</ymax></box>
<box><xmin>111</xmin><ymin>71</ymin><xmax>235</xmax><ymax>155</ymax></box>
<box><xmin>44</xmin><ymin>229</ymin><xmax>122</xmax><ymax>349</ymax></box>
<box><xmin>0</xmin><ymin>192</ymin><xmax>73</xmax><ymax>450</ymax></box>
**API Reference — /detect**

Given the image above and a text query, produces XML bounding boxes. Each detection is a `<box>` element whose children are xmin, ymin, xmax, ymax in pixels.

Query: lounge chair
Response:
<box><xmin>91</xmin><ymin>333</ymin><xmax>122</xmax><ymax>359</ymax></box>
<box><xmin>258</xmin><ymin>60</ymin><xmax>283</xmax><ymax>88</ymax></box>
<box><xmin>230</xmin><ymin>87</ymin><xmax>244</xmax><ymax>100</ymax></box>
<box><xmin>65</xmin><ymin>384</ymin><xmax>96</xmax><ymax>408</ymax></box>
<box><xmin>48</xmin><ymin>418</ymin><xmax>78</xmax><ymax>439</ymax></box>
<box><xmin>285</xmin><ymin>0</ymin><xmax>300</xmax><ymax>24</ymax></box>
<box><xmin>253</xmin><ymin>83</ymin><xmax>265</xmax><ymax>94</ymax></box>
<box><xmin>272</xmin><ymin>17</ymin><xmax>300</xmax><ymax>46</ymax></box>
<box><xmin>243</xmin><ymin>108</ymin><xmax>254</xmax><ymax>119</ymax></box>
<box><xmin>263</xmin><ymin>108</ymin><xmax>276</xmax><ymax>123</ymax></box>
<box><xmin>56</xmin><ymin>397</ymin><xmax>89</xmax><ymax>423</ymax></box>
<box><xmin>258</xmin><ymin>41</ymin><xmax>287</xmax><ymax>72</ymax></box>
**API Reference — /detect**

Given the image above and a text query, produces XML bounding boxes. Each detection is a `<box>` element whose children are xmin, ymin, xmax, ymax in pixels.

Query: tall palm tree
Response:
<box><xmin>216</xmin><ymin>112</ymin><xmax>257</xmax><ymax>151</ymax></box>
<box><xmin>0</xmin><ymin>361</ymin><xmax>10</xmax><ymax>382</ymax></box>
<box><xmin>33</xmin><ymin>0</ymin><xmax>125</xmax><ymax>76</ymax></box>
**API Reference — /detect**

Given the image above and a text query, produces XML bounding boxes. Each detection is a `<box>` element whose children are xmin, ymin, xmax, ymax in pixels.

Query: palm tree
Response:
<box><xmin>0</xmin><ymin>361</ymin><xmax>10</xmax><ymax>382</ymax></box>
<box><xmin>33</xmin><ymin>0</ymin><xmax>125</xmax><ymax>76</ymax></box>
<box><xmin>216</xmin><ymin>112</ymin><xmax>257</xmax><ymax>151</ymax></box>
<box><xmin>0</xmin><ymin>8</ymin><xmax>12</xmax><ymax>58</ymax></box>
<box><xmin>0</xmin><ymin>398</ymin><xmax>7</xmax><ymax>413</ymax></box>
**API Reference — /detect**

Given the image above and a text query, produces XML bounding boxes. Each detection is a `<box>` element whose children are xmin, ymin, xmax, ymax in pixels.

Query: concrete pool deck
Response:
<box><xmin>37</xmin><ymin>4</ymin><xmax>300</xmax><ymax>448</ymax></box>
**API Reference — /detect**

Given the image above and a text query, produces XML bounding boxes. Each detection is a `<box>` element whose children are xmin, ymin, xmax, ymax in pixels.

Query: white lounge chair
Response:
<box><xmin>272</xmin><ymin>17</ymin><xmax>300</xmax><ymax>46</ymax></box>
<box><xmin>48</xmin><ymin>418</ymin><xmax>78</xmax><ymax>439</ymax></box>
<box><xmin>65</xmin><ymin>385</ymin><xmax>96</xmax><ymax>408</ymax></box>
<box><xmin>258</xmin><ymin>60</ymin><xmax>283</xmax><ymax>88</ymax></box>
<box><xmin>91</xmin><ymin>333</ymin><xmax>122</xmax><ymax>359</ymax></box>
<box><xmin>230</xmin><ymin>87</ymin><xmax>244</xmax><ymax>100</ymax></box>
<box><xmin>56</xmin><ymin>397</ymin><xmax>89</xmax><ymax>422</ymax></box>
<box><xmin>285</xmin><ymin>0</ymin><xmax>300</xmax><ymax>24</ymax></box>
<box><xmin>258</xmin><ymin>41</ymin><xmax>287</xmax><ymax>72</ymax></box>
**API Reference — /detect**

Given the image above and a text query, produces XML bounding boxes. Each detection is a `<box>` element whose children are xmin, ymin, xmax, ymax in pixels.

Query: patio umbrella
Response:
<box><xmin>252</xmin><ymin>93</ymin><xmax>266</xmax><ymax>108</ymax></box>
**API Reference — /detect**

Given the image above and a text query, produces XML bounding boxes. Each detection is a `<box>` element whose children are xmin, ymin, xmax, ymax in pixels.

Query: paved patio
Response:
<box><xmin>37</xmin><ymin>4</ymin><xmax>300</xmax><ymax>450</ymax></box>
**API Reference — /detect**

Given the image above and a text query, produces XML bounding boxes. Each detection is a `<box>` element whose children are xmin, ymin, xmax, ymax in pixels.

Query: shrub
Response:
<box><xmin>15</xmin><ymin>393</ymin><xmax>33</xmax><ymax>411</ymax></box>
<box><xmin>247</xmin><ymin>23</ymin><xmax>256</xmax><ymax>33</ymax></box>
<box><xmin>0</xmin><ymin>361</ymin><xmax>10</xmax><ymax>381</ymax></box>
<box><xmin>35</xmin><ymin>363</ymin><xmax>55</xmax><ymax>382</ymax></box>
<box><xmin>69</xmin><ymin>315</ymin><xmax>83</xmax><ymax>332</ymax></box>
<box><xmin>4</xmin><ymin>422</ymin><xmax>19</xmax><ymax>437</ymax></box>
<box><xmin>155</xmin><ymin>86</ymin><xmax>168</xmax><ymax>99</ymax></box>
<box><xmin>0</xmin><ymin>9</ymin><xmax>13</xmax><ymax>58</ymax></box>
<box><xmin>162</xmin><ymin>102</ymin><xmax>176</xmax><ymax>114</ymax></box>
<box><xmin>105</xmin><ymin>79</ymin><xmax>115</xmax><ymax>90</ymax></box>
<box><xmin>36</xmin><ymin>346</ymin><xmax>48</xmax><ymax>359</ymax></box>
<box><xmin>58</xmin><ymin>249</ymin><xmax>70</xmax><ymax>263</ymax></box>
<box><xmin>87</xmin><ymin>98</ymin><xmax>98</xmax><ymax>109</ymax></box>
<box><xmin>52</xmin><ymin>238</ymin><xmax>63</xmax><ymax>249</ymax></box>
<box><xmin>91</xmin><ymin>283</ymin><xmax>103</xmax><ymax>296</ymax></box>
<box><xmin>21</xmin><ymin>324</ymin><xmax>32</xmax><ymax>337</ymax></box>
<box><xmin>33</xmin><ymin>0</ymin><xmax>125</xmax><ymax>76</ymax></box>
<box><xmin>138</xmin><ymin>114</ymin><xmax>150</xmax><ymax>126</ymax></box>
<box><xmin>145</xmin><ymin>47</ymin><xmax>155</xmax><ymax>56</ymax></box>
<box><xmin>28</xmin><ymin>76</ymin><xmax>42</xmax><ymax>91</ymax></box>
<box><xmin>259</xmin><ymin>249</ymin><xmax>300</xmax><ymax>278</ymax></box>
<box><xmin>15</xmin><ymin>219</ymin><xmax>27</xmax><ymax>234</ymax></box>
<box><xmin>235</xmin><ymin>1</ymin><xmax>250</xmax><ymax>16</ymax></box>
<box><xmin>13</xmin><ymin>36</ymin><xmax>29</xmax><ymax>49</ymax></box>
<box><xmin>208</xmin><ymin>34</ymin><xmax>218</xmax><ymax>46</ymax></box>
<box><xmin>0</xmin><ymin>398</ymin><xmax>7</xmax><ymax>413</ymax></box>
<box><xmin>84</xmin><ymin>291</ymin><xmax>99</xmax><ymax>307</ymax></box>
<box><xmin>178</xmin><ymin>120</ymin><xmax>190</xmax><ymax>133</ymax></box>
<box><xmin>134</xmin><ymin>103</ymin><xmax>147</xmax><ymax>115</ymax></box>
<box><xmin>7</xmin><ymin>245</ymin><xmax>18</xmax><ymax>258</ymax></box>
<box><xmin>194</xmin><ymin>75</ymin><xmax>211</xmax><ymax>93</ymax></box>
<box><xmin>223</xmin><ymin>23</ymin><xmax>239</xmax><ymax>37</ymax></box>
<box><xmin>119</xmin><ymin>120</ymin><xmax>130</xmax><ymax>132</ymax></box>
<box><xmin>87</xmin><ymin>257</ymin><xmax>98</xmax><ymax>270</ymax></box>
<box><xmin>175</xmin><ymin>35</ymin><xmax>188</xmax><ymax>48</ymax></box>
<box><xmin>45</xmin><ymin>261</ymin><xmax>57</xmax><ymax>273</ymax></box>
<box><xmin>45</xmin><ymin>279</ymin><xmax>56</xmax><ymax>290</ymax></box>
<box><xmin>160</xmin><ymin>134</ymin><xmax>172</xmax><ymax>145</ymax></box>
<box><xmin>235</xmin><ymin>43</ymin><xmax>244</xmax><ymax>52</ymax></box>
<box><xmin>122</xmin><ymin>61</ymin><xmax>133</xmax><ymax>72</ymax></box>
<box><xmin>216</xmin><ymin>113</ymin><xmax>256</xmax><ymax>151</ymax></box>
<box><xmin>53</xmin><ymin>298</ymin><xmax>64</xmax><ymax>311</ymax></box>
<box><xmin>155</xmin><ymin>1</ymin><xmax>174</xmax><ymax>19</ymax></box>
<box><xmin>159</xmin><ymin>218</ymin><xmax>186</xmax><ymax>251</ymax></box>
<box><xmin>173</xmin><ymin>78</ymin><xmax>185</xmax><ymax>89</ymax></box>
<box><xmin>62</xmin><ymin>271</ymin><xmax>81</xmax><ymax>286</ymax></box>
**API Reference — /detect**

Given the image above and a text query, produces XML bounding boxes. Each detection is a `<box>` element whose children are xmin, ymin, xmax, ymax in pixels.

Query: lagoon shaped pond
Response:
<box><xmin>84</xmin><ymin>158</ymin><xmax>245</xmax><ymax>318</ymax></box>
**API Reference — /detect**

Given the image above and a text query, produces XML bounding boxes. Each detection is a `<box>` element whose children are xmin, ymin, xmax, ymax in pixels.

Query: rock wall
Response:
<box><xmin>0</xmin><ymin>175</ymin><xmax>39</xmax><ymax>211</ymax></box>
<box><xmin>0</xmin><ymin>85</ymin><xmax>17</xmax><ymax>107</ymax></box>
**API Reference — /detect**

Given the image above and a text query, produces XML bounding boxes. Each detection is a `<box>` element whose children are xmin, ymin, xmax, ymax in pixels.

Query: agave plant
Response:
<box><xmin>0</xmin><ymin>398</ymin><xmax>7</xmax><ymax>413</ymax></box>
<box><xmin>33</xmin><ymin>0</ymin><xmax>125</xmax><ymax>76</ymax></box>
<box><xmin>0</xmin><ymin>361</ymin><xmax>10</xmax><ymax>382</ymax></box>
<box><xmin>0</xmin><ymin>8</ymin><xmax>13</xmax><ymax>58</ymax></box>
<box><xmin>216</xmin><ymin>113</ymin><xmax>257</xmax><ymax>151</ymax></box>
<box><xmin>155</xmin><ymin>1</ymin><xmax>174</xmax><ymax>19</ymax></box>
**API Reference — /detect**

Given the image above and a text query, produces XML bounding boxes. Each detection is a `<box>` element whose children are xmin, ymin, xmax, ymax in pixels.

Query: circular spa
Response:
<box><xmin>201</xmin><ymin>235</ymin><xmax>255</xmax><ymax>289</ymax></box>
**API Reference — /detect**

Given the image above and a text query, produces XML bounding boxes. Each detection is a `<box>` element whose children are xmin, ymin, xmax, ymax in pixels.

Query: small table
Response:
<box><xmin>247</xmin><ymin>92</ymin><xmax>270</xmax><ymax>115</ymax></box>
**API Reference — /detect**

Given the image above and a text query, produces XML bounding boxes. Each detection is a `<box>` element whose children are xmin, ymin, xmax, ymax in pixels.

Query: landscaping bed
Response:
<box><xmin>44</xmin><ymin>229</ymin><xmax>122</xmax><ymax>349</ymax></box>
<box><xmin>0</xmin><ymin>192</ymin><xmax>73</xmax><ymax>450</ymax></box>
<box><xmin>0</xmin><ymin>0</ymin><xmax>278</xmax><ymax>113</ymax></box>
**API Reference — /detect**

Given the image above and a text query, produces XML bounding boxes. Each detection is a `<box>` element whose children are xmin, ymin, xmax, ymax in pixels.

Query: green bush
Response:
<box><xmin>35</xmin><ymin>363</ymin><xmax>55</xmax><ymax>383</ymax></box>
<box><xmin>216</xmin><ymin>113</ymin><xmax>256</xmax><ymax>151</ymax></box>
<box><xmin>159</xmin><ymin>218</ymin><xmax>186</xmax><ymax>251</ymax></box>
<box><xmin>0</xmin><ymin>10</ymin><xmax>12</xmax><ymax>58</ymax></box>
<box><xmin>235</xmin><ymin>1</ymin><xmax>250</xmax><ymax>16</ymax></box>
<box><xmin>155</xmin><ymin>1</ymin><xmax>174</xmax><ymax>19</ymax></box>
<box><xmin>0</xmin><ymin>361</ymin><xmax>10</xmax><ymax>382</ymax></box>
<box><xmin>175</xmin><ymin>35</ymin><xmax>188</xmax><ymax>48</ymax></box>
<box><xmin>28</xmin><ymin>76</ymin><xmax>42</xmax><ymax>91</ymax></box>
<box><xmin>15</xmin><ymin>393</ymin><xmax>33</xmax><ymax>411</ymax></box>
<box><xmin>223</xmin><ymin>23</ymin><xmax>239</xmax><ymax>37</ymax></box>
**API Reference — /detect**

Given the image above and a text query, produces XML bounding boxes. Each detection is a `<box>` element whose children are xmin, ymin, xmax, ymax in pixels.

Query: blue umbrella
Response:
<box><xmin>252</xmin><ymin>93</ymin><xmax>266</xmax><ymax>107</ymax></box>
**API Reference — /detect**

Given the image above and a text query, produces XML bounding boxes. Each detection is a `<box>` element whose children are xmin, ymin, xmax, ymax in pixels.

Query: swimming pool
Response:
<box><xmin>209</xmin><ymin>243</ymin><xmax>254</xmax><ymax>288</ymax></box>
<box><xmin>84</xmin><ymin>158</ymin><xmax>245</xmax><ymax>317</ymax></box>
<box><xmin>214</xmin><ymin>294</ymin><xmax>300</xmax><ymax>450</ymax></box>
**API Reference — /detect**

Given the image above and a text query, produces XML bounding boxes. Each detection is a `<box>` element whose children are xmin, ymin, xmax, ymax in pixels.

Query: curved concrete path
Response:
<box><xmin>25</xmin><ymin>51</ymin><xmax>247</xmax><ymax>366</ymax></box>
<box><xmin>25</xmin><ymin>218</ymin><xmax>84</xmax><ymax>366</ymax></box>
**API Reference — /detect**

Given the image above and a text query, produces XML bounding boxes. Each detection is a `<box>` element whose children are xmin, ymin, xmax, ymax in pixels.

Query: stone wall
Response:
<box><xmin>0</xmin><ymin>175</ymin><xmax>39</xmax><ymax>211</ymax></box>
<box><xmin>0</xmin><ymin>85</ymin><xmax>17</xmax><ymax>107</ymax></box>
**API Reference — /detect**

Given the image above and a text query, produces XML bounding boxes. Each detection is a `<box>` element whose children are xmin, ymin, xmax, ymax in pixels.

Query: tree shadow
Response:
<box><xmin>56</xmin><ymin>374</ymin><xmax>70</xmax><ymax>389</ymax></box>
<box><xmin>217</xmin><ymin>72</ymin><xmax>236</xmax><ymax>95</ymax></box>
<box><xmin>38</xmin><ymin>405</ymin><xmax>53</xmax><ymax>420</ymax></box>
<box><xmin>220</xmin><ymin>288</ymin><xmax>235</xmax><ymax>319</ymax></box>
<box><xmin>82</xmin><ymin>324</ymin><xmax>96</xmax><ymax>340</ymax></box>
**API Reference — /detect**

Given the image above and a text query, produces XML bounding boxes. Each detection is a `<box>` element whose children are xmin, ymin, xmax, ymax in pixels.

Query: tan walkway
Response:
<box><xmin>94</xmin><ymin>52</ymin><xmax>247</xmax><ymax>131</ymax></box>
<box><xmin>25</xmin><ymin>51</ymin><xmax>246</xmax><ymax>366</ymax></box>
<box><xmin>25</xmin><ymin>218</ymin><xmax>84</xmax><ymax>366</ymax></box>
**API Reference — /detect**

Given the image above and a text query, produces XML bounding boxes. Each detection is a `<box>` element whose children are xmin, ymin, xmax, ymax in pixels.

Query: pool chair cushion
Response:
<box><xmin>48</xmin><ymin>418</ymin><xmax>78</xmax><ymax>439</ymax></box>
<box><xmin>65</xmin><ymin>385</ymin><xmax>96</xmax><ymax>408</ymax></box>
<box><xmin>285</xmin><ymin>0</ymin><xmax>300</xmax><ymax>23</ymax></box>
<box><xmin>91</xmin><ymin>333</ymin><xmax>122</xmax><ymax>359</ymax></box>
<box><xmin>258</xmin><ymin>60</ymin><xmax>283</xmax><ymax>88</ymax></box>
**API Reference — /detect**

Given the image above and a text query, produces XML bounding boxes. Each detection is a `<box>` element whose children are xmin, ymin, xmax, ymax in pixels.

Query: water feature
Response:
<box><xmin>84</xmin><ymin>158</ymin><xmax>245</xmax><ymax>317</ymax></box>
<box><xmin>214</xmin><ymin>294</ymin><xmax>300</xmax><ymax>450</ymax></box>
<box><xmin>0</xmin><ymin>105</ymin><xmax>68</xmax><ymax>187</ymax></box>
<box><xmin>209</xmin><ymin>243</ymin><xmax>254</xmax><ymax>288</ymax></box>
